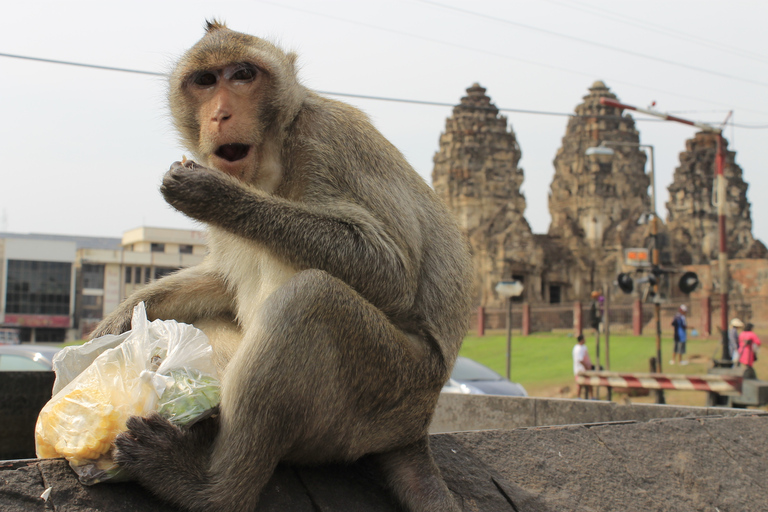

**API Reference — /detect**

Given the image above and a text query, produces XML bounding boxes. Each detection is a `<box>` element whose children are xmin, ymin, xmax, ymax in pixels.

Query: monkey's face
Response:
<box><xmin>183</xmin><ymin>61</ymin><xmax>266</xmax><ymax>181</ymax></box>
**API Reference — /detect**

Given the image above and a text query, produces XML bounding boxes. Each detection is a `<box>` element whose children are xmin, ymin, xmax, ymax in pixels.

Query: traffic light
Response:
<box><xmin>679</xmin><ymin>271</ymin><xmax>699</xmax><ymax>294</ymax></box>
<box><xmin>617</xmin><ymin>273</ymin><xmax>634</xmax><ymax>294</ymax></box>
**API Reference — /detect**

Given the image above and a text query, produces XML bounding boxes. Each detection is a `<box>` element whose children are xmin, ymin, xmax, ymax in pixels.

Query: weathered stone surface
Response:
<box><xmin>666</xmin><ymin>131</ymin><xmax>767</xmax><ymax>265</ymax></box>
<box><xmin>455</xmin><ymin>414</ymin><xmax>768</xmax><ymax>512</ymax></box>
<box><xmin>549</xmin><ymin>81</ymin><xmax>651</xmax><ymax>252</ymax></box>
<box><xmin>432</xmin><ymin>83</ymin><xmax>544</xmax><ymax>306</ymax></box>
<box><xmin>3</xmin><ymin>413</ymin><xmax>768</xmax><ymax>511</ymax></box>
<box><xmin>430</xmin><ymin>393</ymin><xmax>761</xmax><ymax>433</ymax></box>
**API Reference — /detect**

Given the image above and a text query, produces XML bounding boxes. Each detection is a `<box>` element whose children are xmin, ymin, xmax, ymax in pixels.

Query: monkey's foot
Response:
<box><xmin>114</xmin><ymin>414</ymin><xmax>216</xmax><ymax>509</ymax></box>
<box><xmin>114</xmin><ymin>414</ymin><xmax>185</xmax><ymax>477</ymax></box>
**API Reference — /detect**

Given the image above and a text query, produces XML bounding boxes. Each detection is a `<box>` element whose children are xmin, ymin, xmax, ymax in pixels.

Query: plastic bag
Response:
<box><xmin>35</xmin><ymin>302</ymin><xmax>220</xmax><ymax>485</ymax></box>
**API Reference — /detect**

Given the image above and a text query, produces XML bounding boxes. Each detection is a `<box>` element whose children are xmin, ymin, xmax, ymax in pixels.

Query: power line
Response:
<box><xmin>256</xmin><ymin>0</ymin><xmax>768</xmax><ymax>117</ymax></box>
<box><xmin>416</xmin><ymin>0</ymin><xmax>768</xmax><ymax>89</ymax></box>
<box><xmin>1</xmin><ymin>51</ymin><xmax>767</xmax><ymax>129</ymax></box>
<box><xmin>0</xmin><ymin>52</ymin><xmax>164</xmax><ymax>76</ymax></box>
<box><xmin>547</xmin><ymin>0</ymin><xmax>768</xmax><ymax>65</ymax></box>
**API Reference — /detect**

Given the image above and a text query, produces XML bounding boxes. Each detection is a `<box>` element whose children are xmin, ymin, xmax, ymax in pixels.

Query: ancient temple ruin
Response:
<box><xmin>432</xmin><ymin>81</ymin><xmax>766</xmax><ymax>310</ymax></box>
<box><xmin>548</xmin><ymin>81</ymin><xmax>651</xmax><ymax>253</ymax></box>
<box><xmin>666</xmin><ymin>131</ymin><xmax>767</xmax><ymax>264</ymax></box>
<box><xmin>432</xmin><ymin>83</ymin><xmax>543</xmax><ymax>305</ymax></box>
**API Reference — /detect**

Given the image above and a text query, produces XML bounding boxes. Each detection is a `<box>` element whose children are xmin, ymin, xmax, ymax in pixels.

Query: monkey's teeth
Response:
<box><xmin>215</xmin><ymin>143</ymin><xmax>250</xmax><ymax>162</ymax></box>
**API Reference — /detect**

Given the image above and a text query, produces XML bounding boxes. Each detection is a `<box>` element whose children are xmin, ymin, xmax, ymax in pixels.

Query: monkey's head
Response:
<box><xmin>169</xmin><ymin>21</ymin><xmax>305</xmax><ymax>184</ymax></box>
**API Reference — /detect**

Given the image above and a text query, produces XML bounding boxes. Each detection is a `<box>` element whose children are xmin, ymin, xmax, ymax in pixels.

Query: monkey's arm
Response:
<box><xmin>161</xmin><ymin>162</ymin><xmax>416</xmax><ymax>315</ymax></box>
<box><xmin>91</xmin><ymin>262</ymin><xmax>235</xmax><ymax>337</ymax></box>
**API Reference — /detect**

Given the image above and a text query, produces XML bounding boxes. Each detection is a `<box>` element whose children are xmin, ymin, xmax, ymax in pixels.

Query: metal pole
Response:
<box><xmin>598</xmin><ymin>140</ymin><xmax>664</xmax><ymax>401</ymax></box>
<box><xmin>648</xmin><ymin>146</ymin><xmax>665</xmax><ymax>404</ymax></box>
<box><xmin>716</xmin><ymin>134</ymin><xmax>730</xmax><ymax>360</ymax></box>
<box><xmin>605</xmin><ymin>286</ymin><xmax>611</xmax><ymax>401</ymax></box>
<box><xmin>506</xmin><ymin>297</ymin><xmax>512</xmax><ymax>380</ymax></box>
<box><xmin>600</xmin><ymin>96</ymin><xmax>732</xmax><ymax>342</ymax></box>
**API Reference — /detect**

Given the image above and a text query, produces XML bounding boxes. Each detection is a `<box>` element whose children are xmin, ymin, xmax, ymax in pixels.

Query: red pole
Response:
<box><xmin>600</xmin><ymin>96</ymin><xmax>732</xmax><ymax>351</ymax></box>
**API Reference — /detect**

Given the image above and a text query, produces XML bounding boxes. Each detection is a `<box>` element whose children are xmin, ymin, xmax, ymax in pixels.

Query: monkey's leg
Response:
<box><xmin>115</xmin><ymin>269</ymin><xmax>457</xmax><ymax>512</ymax></box>
<box><xmin>375</xmin><ymin>437</ymin><xmax>461</xmax><ymax>512</ymax></box>
<box><xmin>91</xmin><ymin>262</ymin><xmax>234</xmax><ymax>337</ymax></box>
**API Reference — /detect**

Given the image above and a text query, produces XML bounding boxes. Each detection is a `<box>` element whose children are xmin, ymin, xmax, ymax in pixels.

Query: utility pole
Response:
<box><xmin>600</xmin><ymin>98</ymin><xmax>732</xmax><ymax>358</ymax></box>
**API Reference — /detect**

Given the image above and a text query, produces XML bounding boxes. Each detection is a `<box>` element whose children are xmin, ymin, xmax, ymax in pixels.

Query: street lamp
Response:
<box><xmin>586</xmin><ymin>141</ymin><xmax>666</xmax><ymax>403</ymax></box>
<box><xmin>495</xmin><ymin>280</ymin><xmax>524</xmax><ymax>380</ymax></box>
<box><xmin>600</xmin><ymin>97</ymin><xmax>731</xmax><ymax>364</ymax></box>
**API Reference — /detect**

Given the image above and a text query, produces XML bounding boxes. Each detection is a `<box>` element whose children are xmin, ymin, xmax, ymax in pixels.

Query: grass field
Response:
<box><xmin>460</xmin><ymin>329</ymin><xmax>768</xmax><ymax>409</ymax></box>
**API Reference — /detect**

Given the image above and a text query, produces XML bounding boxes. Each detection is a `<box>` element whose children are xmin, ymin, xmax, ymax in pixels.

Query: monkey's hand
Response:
<box><xmin>114</xmin><ymin>413</ymin><xmax>218</xmax><ymax>493</ymax></box>
<box><xmin>161</xmin><ymin>160</ymin><xmax>242</xmax><ymax>223</ymax></box>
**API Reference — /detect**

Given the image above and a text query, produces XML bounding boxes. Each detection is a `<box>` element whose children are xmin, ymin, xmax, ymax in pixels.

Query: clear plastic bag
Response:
<box><xmin>35</xmin><ymin>303</ymin><xmax>220</xmax><ymax>485</ymax></box>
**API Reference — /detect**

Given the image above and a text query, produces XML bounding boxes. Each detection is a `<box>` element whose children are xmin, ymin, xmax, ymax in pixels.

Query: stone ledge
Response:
<box><xmin>2</xmin><ymin>413</ymin><xmax>767</xmax><ymax>512</ymax></box>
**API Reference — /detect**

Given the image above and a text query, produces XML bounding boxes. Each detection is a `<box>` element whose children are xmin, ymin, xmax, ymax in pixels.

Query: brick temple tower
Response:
<box><xmin>432</xmin><ymin>83</ymin><xmax>543</xmax><ymax>306</ymax></box>
<box><xmin>548</xmin><ymin>81</ymin><xmax>652</xmax><ymax>256</ymax></box>
<box><xmin>666</xmin><ymin>132</ymin><xmax>767</xmax><ymax>265</ymax></box>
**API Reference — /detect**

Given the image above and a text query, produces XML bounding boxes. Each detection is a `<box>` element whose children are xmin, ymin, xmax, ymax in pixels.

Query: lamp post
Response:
<box><xmin>586</xmin><ymin>142</ymin><xmax>665</xmax><ymax>403</ymax></box>
<box><xmin>495</xmin><ymin>280</ymin><xmax>524</xmax><ymax>380</ymax></box>
<box><xmin>600</xmin><ymin>98</ymin><xmax>731</xmax><ymax>362</ymax></box>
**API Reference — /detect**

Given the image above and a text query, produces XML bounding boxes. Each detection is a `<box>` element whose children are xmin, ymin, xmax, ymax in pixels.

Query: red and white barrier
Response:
<box><xmin>576</xmin><ymin>371</ymin><xmax>742</xmax><ymax>393</ymax></box>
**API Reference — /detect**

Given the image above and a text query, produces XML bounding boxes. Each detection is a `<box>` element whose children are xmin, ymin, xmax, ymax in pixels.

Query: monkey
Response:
<box><xmin>90</xmin><ymin>20</ymin><xmax>473</xmax><ymax>512</ymax></box>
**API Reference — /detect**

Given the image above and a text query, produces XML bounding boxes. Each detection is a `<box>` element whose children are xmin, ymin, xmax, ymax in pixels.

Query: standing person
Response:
<box><xmin>671</xmin><ymin>305</ymin><xmax>688</xmax><ymax>365</ymax></box>
<box><xmin>573</xmin><ymin>334</ymin><xmax>594</xmax><ymax>399</ymax></box>
<box><xmin>737</xmin><ymin>322</ymin><xmax>761</xmax><ymax>379</ymax></box>
<box><xmin>729</xmin><ymin>318</ymin><xmax>745</xmax><ymax>362</ymax></box>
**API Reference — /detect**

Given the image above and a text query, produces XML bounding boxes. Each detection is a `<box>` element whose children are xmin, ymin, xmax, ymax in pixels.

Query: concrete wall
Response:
<box><xmin>430</xmin><ymin>393</ymin><xmax>760</xmax><ymax>433</ymax></box>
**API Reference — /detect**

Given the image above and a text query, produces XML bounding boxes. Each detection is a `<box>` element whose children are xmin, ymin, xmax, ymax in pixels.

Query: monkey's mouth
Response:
<box><xmin>215</xmin><ymin>143</ymin><xmax>251</xmax><ymax>162</ymax></box>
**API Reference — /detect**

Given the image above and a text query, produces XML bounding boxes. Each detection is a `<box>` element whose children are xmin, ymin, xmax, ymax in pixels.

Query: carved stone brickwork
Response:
<box><xmin>666</xmin><ymin>131</ymin><xmax>767</xmax><ymax>264</ymax></box>
<box><xmin>549</xmin><ymin>81</ymin><xmax>651</xmax><ymax>255</ymax></box>
<box><xmin>432</xmin><ymin>84</ymin><xmax>543</xmax><ymax>305</ymax></box>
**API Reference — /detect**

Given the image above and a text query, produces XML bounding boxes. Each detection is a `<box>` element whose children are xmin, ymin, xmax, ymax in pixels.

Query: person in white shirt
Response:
<box><xmin>573</xmin><ymin>334</ymin><xmax>593</xmax><ymax>399</ymax></box>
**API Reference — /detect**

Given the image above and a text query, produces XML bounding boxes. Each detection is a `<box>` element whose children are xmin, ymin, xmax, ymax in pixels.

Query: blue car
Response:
<box><xmin>447</xmin><ymin>356</ymin><xmax>528</xmax><ymax>397</ymax></box>
<box><xmin>0</xmin><ymin>344</ymin><xmax>61</xmax><ymax>371</ymax></box>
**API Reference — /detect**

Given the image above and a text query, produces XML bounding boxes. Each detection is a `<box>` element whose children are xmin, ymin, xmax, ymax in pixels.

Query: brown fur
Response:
<box><xmin>91</xmin><ymin>21</ymin><xmax>472</xmax><ymax>512</ymax></box>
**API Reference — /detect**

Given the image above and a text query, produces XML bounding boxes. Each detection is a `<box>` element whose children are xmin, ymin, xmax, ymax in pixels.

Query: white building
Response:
<box><xmin>0</xmin><ymin>227</ymin><xmax>206</xmax><ymax>342</ymax></box>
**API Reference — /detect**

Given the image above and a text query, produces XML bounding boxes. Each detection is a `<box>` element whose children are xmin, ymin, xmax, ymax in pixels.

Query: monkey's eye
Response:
<box><xmin>193</xmin><ymin>72</ymin><xmax>218</xmax><ymax>87</ymax></box>
<box><xmin>225</xmin><ymin>64</ymin><xmax>258</xmax><ymax>82</ymax></box>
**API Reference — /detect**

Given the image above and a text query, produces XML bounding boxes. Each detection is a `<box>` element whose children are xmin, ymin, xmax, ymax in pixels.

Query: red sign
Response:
<box><xmin>3</xmin><ymin>314</ymin><xmax>71</xmax><ymax>328</ymax></box>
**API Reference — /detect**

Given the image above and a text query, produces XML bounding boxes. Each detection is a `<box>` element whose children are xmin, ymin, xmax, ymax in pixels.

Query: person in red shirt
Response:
<box><xmin>737</xmin><ymin>322</ymin><xmax>761</xmax><ymax>379</ymax></box>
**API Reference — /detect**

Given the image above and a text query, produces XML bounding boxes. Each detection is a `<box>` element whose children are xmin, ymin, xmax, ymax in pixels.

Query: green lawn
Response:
<box><xmin>459</xmin><ymin>330</ymin><xmax>733</xmax><ymax>404</ymax></box>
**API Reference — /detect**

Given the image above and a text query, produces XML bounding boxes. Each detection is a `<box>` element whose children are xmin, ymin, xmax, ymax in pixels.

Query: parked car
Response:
<box><xmin>441</xmin><ymin>377</ymin><xmax>484</xmax><ymax>395</ymax></box>
<box><xmin>0</xmin><ymin>344</ymin><xmax>61</xmax><ymax>371</ymax></box>
<box><xmin>447</xmin><ymin>356</ymin><xmax>528</xmax><ymax>397</ymax></box>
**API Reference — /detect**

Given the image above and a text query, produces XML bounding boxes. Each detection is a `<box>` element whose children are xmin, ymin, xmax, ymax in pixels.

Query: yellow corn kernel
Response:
<box><xmin>35</xmin><ymin>386</ymin><xmax>123</xmax><ymax>463</ymax></box>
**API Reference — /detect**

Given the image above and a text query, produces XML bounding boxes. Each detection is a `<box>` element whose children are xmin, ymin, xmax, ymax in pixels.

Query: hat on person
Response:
<box><xmin>731</xmin><ymin>318</ymin><xmax>745</xmax><ymax>328</ymax></box>
<box><xmin>679</xmin><ymin>304</ymin><xmax>687</xmax><ymax>312</ymax></box>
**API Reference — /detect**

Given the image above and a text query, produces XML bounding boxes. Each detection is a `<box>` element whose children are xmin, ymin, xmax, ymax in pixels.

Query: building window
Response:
<box><xmin>144</xmin><ymin>267</ymin><xmax>151</xmax><ymax>284</ymax></box>
<box><xmin>5</xmin><ymin>260</ymin><xmax>71</xmax><ymax>315</ymax></box>
<box><xmin>134</xmin><ymin>266</ymin><xmax>143</xmax><ymax>284</ymax></box>
<box><xmin>179</xmin><ymin>244</ymin><xmax>193</xmax><ymax>254</ymax></box>
<box><xmin>82</xmin><ymin>264</ymin><xmax>104</xmax><ymax>289</ymax></box>
<box><xmin>151</xmin><ymin>243</ymin><xmax>165</xmax><ymax>253</ymax></box>
<box><xmin>81</xmin><ymin>294</ymin><xmax>104</xmax><ymax>320</ymax></box>
<box><xmin>125</xmin><ymin>266</ymin><xmax>132</xmax><ymax>283</ymax></box>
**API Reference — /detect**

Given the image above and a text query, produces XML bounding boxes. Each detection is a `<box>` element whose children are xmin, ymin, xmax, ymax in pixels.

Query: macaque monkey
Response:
<box><xmin>91</xmin><ymin>20</ymin><xmax>472</xmax><ymax>512</ymax></box>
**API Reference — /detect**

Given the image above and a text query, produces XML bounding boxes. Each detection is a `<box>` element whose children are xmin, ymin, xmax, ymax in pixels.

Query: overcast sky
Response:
<box><xmin>2</xmin><ymin>0</ymin><xmax>767</xmax><ymax>245</ymax></box>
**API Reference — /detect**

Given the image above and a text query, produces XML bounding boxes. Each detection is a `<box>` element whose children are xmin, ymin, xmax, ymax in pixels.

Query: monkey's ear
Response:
<box><xmin>286</xmin><ymin>52</ymin><xmax>299</xmax><ymax>72</ymax></box>
<box><xmin>205</xmin><ymin>19</ymin><xmax>227</xmax><ymax>32</ymax></box>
